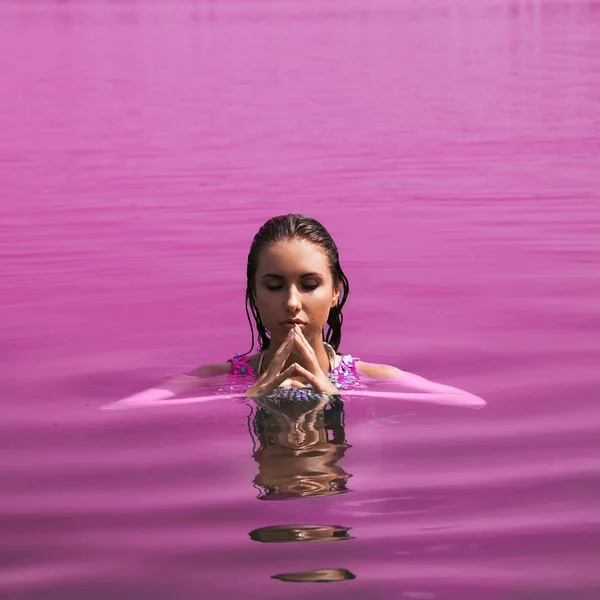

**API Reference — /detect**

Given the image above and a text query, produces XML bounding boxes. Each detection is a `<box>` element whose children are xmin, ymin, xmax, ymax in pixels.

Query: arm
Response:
<box><xmin>104</xmin><ymin>363</ymin><xmax>231</xmax><ymax>409</ymax></box>
<box><xmin>355</xmin><ymin>362</ymin><xmax>486</xmax><ymax>408</ymax></box>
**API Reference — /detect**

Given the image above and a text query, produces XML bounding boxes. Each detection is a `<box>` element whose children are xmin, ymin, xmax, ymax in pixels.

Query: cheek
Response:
<box><xmin>307</xmin><ymin>292</ymin><xmax>335</xmax><ymax>318</ymax></box>
<box><xmin>255</xmin><ymin>295</ymin><xmax>275</xmax><ymax>317</ymax></box>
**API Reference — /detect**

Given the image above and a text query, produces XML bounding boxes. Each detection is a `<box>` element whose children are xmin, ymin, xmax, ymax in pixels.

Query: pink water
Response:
<box><xmin>1</xmin><ymin>1</ymin><xmax>600</xmax><ymax>598</ymax></box>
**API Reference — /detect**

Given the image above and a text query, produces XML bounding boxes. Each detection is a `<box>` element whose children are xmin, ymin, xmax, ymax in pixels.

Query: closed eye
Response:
<box><xmin>265</xmin><ymin>283</ymin><xmax>320</xmax><ymax>291</ymax></box>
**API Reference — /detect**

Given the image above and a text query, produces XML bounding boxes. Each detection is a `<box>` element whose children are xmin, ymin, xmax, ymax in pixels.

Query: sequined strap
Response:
<box><xmin>328</xmin><ymin>355</ymin><xmax>362</xmax><ymax>391</ymax></box>
<box><xmin>330</xmin><ymin>354</ymin><xmax>359</xmax><ymax>375</ymax></box>
<box><xmin>229</xmin><ymin>353</ymin><xmax>257</xmax><ymax>376</ymax></box>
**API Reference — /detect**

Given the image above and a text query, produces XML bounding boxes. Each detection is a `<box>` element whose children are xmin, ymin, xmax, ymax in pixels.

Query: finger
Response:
<box><xmin>292</xmin><ymin>363</ymin><xmax>340</xmax><ymax>395</ymax></box>
<box><xmin>290</xmin><ymin>362</ymin><xmax>320</xmax><ymax>386</ymax></box>
<box><xmin>268</xmin><ymin>363</ymin><xmax>300</xmax><ymax>390</ymax></box>
<box><xmin>291</xmin><ymin>364</ymin><xmax>330</xmax><ymax>391</ymax></box>
<box><xmin>265</xmin><ymin>331</ymin><xmax>295</xmax><ymax>377</ymax></box>
<box><xmin>295</xmin><ymin>325</ymin><xmax>318</xmax><ymax>357</ymax></box>
<box><xmin>292</xmin><ymin>324</ymin><xmax>310</xmax><ymax>351</ymax></box>
<box><xmin>248</xmin><ymin>363</ymin><xmax>296</xmax><ymax>398</ymax></box>
<box><xmin>272</xmin><ymin>329</ymin><xmax>295</xmax><ymax>360</ymax></box>
<box><xmin>293</xmin><ymin>323</ymin><xmax>311</xmax><ymax>345</ymax></box>
<box><xmin>292</xmin><ymin>327</ymin><xmax>319</xmax><ymax>368</ymax></box>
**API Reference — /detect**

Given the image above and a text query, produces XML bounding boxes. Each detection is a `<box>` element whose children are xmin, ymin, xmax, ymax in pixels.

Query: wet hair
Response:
<box><xmin>245</xmin><ymin>214</ymin><xmax>350</xmax><ymax>353</ymax></box>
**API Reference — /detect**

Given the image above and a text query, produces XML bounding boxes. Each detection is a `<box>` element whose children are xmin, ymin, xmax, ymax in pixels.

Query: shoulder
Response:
<box><xmin>355</xmin><ymin>360</ymin><xmax>404</xmax><ymax>380</ymax></box>
<box><xmin>187</xmin><ymin>363</ymin><xmax>232</xmax><ymax>377</ymax></box>
<box><xmin>188</xmin><ymin>353</ymin><xmax>262</xmax><ymax>377</ymax></box>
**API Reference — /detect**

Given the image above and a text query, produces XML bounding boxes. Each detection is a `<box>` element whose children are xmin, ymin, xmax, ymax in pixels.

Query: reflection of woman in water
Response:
<box><xmin>112</xmin><ymin>214</ymin><xmax>485</xmax><ymax>408</ymax></box>
<box><xmin>249</xmin><ymin>393</ymin><xmax>351</xmax><ymax>500</ymax></box>
<box><xmin>247</xmin><ymin>394</ymin><xmax>357</xmax><ymax>585</ymax></box>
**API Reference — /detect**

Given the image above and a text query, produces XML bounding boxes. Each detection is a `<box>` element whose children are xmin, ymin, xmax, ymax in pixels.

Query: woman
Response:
<box><xmin>110</xmin><ymin>214</ymin><xmax>484</xmax><ymax>408</ymax></box>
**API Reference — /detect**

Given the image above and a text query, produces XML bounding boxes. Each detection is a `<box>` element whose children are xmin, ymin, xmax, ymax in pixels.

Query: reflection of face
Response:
<box><xmin>254</xmin><ymin>439</ymin><xmax>350</xmax><ymax>499</ymax></box>
<box><xmin>272</xmin><ymin>568</ymin><xmax>356</xmax><ymax>583</ymax></box>
<box><xmin>249</xmin><ymin>524</ymin><xmax>352</xmax><ymax>543</ymax></box>
<box><xmin>251</xmin><ymin>395</ymin><xmax>350</xmax><ymax>500</ymax></box>
<box><xmin>252</xmin><ymin>399</ymin><xmax>351</xmax><ymax>500</ymax></box>
<box><xmin>253</xmin><ymin>239</ymin><xmax>339</xmax><ymax>347</ymax></box>
<box><xmin>255</xmin><ymin>393</ymin><xmax>329</xmax><ymax>449</ymax></box>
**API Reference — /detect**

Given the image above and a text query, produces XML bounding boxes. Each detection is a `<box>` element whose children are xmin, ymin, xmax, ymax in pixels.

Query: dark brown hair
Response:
<box><xmin>245</xmin><ymin>214</ymin><xmax>350</xmax><ymax>353</ymax></box>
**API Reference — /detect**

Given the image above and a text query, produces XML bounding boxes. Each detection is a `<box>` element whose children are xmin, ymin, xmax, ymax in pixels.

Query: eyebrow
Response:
<box><xmin>261</xmin><ymin>272</ymin><xmax>322</xmax><ymax>279</ymax></box>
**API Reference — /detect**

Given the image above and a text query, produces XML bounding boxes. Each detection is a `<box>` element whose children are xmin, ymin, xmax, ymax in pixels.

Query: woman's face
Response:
<box><xmin>253</xmin><ymin>238</ymin><xmax>339</xmax><ymax>346</ymax></box>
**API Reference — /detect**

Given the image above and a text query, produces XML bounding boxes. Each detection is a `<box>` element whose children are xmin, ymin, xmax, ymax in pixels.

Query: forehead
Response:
<box><xmin>256</xmin><ymin>239</ymin><xmax>330</xmax><ymax>276</ymax></box>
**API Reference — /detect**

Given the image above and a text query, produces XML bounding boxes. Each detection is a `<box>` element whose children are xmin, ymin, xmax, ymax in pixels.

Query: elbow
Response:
<box><xmin>102</xmin><ymin>387</ymin><xmax>175</xmax><ymax>410</ymax></box>
<box><xmin>463</xmin><ymin>391</ymin><xmax>486</xmax><ymax>409</ymax></box>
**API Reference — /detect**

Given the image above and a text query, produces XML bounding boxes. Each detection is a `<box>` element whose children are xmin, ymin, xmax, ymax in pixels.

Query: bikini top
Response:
<box><xmin>228</xmin><ymin>347</ymin><xmax>361</xmax><ymax>392</ymax></box>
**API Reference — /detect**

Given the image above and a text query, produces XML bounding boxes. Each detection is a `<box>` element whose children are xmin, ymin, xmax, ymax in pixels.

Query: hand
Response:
<box><xmin>245</xmin><ymin>329</ymin><xmax>298</xmax><ymax>398</ymax></box>
<box><xmin>284</xmin><ymin>324</ymin><xmax>340</xmax><ymax>395</ymax></box>
<box><xmin>245</xmin><ymin>326</ymin><xmax>339</xmax><ymax>398</ymax></box>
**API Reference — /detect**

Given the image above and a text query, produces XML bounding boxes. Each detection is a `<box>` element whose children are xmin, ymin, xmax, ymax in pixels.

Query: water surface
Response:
<box><xmin>1</xmin><ymin>1</ymin><xmax>599</xmax><ymax>598</ymax></box>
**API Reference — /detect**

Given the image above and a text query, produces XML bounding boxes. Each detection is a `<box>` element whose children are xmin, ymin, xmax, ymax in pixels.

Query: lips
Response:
<box><xmin>282</xmin><ymin>320</ymin><xmax>306</xmax><ymax>326</ymax></box>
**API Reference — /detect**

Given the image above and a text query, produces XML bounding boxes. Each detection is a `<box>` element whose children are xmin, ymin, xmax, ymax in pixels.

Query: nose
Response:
<box><xmin>285</xmin><ymin>285</ymin><xmax>302</xmax><ymax>313</ymax></box>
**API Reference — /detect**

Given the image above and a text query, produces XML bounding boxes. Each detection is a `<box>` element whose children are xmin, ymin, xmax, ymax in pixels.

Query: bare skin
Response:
<box><xmin>245</xmin><ymin>324</ymin><xmax>339</xmax><ymax>397</ymax></box>
<box><xmin>248</xmin><ymin>239</ymin><xmax>341</xmax><ymax>380</ymax></box>
<box><xmin>107</xmin><ymin>238</ymin><xmax>485</xmax><ymax>408</ymax></box>
<box><xmin>187</xmin><ymin>238</ymin><xmax>416</xmax><ymax>395</ymax></box>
